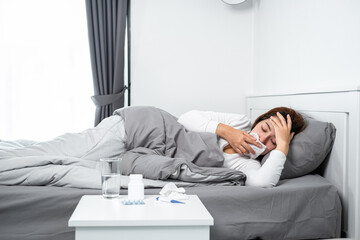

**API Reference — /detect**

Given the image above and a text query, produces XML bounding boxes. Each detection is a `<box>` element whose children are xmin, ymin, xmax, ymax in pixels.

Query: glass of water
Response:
<box><xmin>100</xmin><ymin>158</ymin><xmax>121</xmax><ymax>199</ymax></box>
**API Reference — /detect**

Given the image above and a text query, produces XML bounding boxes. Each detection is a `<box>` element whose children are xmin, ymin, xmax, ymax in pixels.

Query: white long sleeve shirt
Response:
<box><xmin>177</xmin><ymin>110</ymin><xmax>286</xmax><ymax>188</ymax></box>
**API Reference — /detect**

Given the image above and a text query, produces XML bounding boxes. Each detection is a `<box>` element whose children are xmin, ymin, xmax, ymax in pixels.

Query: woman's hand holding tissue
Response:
<box><xmin>216</xmin><ymin>123</ymin><xmax>261</xmax><ymax>155</ymax></box>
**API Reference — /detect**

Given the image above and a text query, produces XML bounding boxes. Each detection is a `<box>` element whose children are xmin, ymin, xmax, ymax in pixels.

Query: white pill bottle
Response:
<box><xmin>128</xmin><ymin>174</ymin><xmax>144</xmax><ymax>201</ymax></box>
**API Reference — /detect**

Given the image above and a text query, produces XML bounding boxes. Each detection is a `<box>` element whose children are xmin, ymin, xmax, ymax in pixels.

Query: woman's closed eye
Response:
<box><xmin>262</xmin><ymin>123</ymin><xmax>276</xmax><ymax>146</ymax></box>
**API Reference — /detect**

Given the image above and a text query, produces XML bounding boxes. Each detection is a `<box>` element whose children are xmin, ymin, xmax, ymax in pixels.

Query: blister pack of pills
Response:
<box><xmin>122</xmin><ymin>199</ymin><xmax>145</xmax><ymax>205</ymax></box>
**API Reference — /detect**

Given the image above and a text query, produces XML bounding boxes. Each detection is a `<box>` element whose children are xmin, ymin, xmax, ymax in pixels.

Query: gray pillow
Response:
<box><xmin>280</xmin><ymin>117</ymin><xmax>336</xmax><ymax>180</ymax></box>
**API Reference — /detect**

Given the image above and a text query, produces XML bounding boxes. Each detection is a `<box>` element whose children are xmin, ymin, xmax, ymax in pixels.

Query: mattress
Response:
<box><xmin>0</xmin><ymin>174</ymin><xmax>341</xmax><ymax>240</ymax></box>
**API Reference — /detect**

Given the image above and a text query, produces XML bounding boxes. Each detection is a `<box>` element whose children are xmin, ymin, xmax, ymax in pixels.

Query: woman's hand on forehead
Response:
<box><xmin>269</xmin><ymin>112</ymin><xmax>294</xmax><ymax>156</ymax></box>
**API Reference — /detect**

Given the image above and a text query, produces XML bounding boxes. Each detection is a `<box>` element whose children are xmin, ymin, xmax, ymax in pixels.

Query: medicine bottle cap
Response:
<box><xmin>129</xmin><ymin>174</ymin><xmax>143</xmax><ymax>180</ymax></box>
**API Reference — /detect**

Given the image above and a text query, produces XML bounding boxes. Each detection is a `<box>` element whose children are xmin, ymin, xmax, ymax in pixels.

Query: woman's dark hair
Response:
<box><xmin>251</xmin><ymin>107</ymin><xmax>306</xmax><ymax>136</ymax></box>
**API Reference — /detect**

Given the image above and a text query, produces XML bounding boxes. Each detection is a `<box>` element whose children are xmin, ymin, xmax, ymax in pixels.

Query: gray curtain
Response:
<box><xmin>85</xmin><ymin>0</ymin><xmax>128</xmax><ymax>126</ymax></box>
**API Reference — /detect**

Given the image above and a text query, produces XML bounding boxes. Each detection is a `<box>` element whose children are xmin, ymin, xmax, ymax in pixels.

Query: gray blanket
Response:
<box><xmin>0</xmin><ymin>106</ymin><xmax>245</xmax><ymax>188</ymax></box>
<box><xmin>115</xmin><ymin>106</ymin><xmax>245</xmax><ymax>184</ymax></box>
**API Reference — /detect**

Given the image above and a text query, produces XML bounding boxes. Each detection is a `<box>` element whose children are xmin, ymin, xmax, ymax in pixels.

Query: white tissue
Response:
<box><xmin>243</xmin><ymin>132</ymin><xmax>267</xmax><ymax>159</ymax></box>
<box><xmin>159</xmin><ymin>182</ymin><xmax>189</xmax><ymax>201</ymax></box>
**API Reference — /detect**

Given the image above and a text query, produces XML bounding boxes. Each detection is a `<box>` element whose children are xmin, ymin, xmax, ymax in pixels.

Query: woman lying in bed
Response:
<box><xmin>178</xmin><ymin>107</ymin><xmax>305</xmax><ymax>187</ymax></box>
<box><xmin>0</xmin><ymin>106</ymin><xmax>305</xmax><ymax>188</ymax></box>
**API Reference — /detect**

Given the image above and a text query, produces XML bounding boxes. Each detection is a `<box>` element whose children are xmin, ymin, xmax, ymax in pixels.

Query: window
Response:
<box><xmin>0</xmin><ymin>0</ymin><xmax>94</xmax><ymax>141</ymax></box>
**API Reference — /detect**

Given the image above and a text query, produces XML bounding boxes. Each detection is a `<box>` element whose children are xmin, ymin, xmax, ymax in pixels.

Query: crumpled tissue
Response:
<box><xmin>243</xmin><ymin>132</ymin><xmax>267</xmax><ymax>159</ymax></box>
<box><xmin>158</xmin><ymin>182</ymin><xmax>189</xmax><ymax>202</ymax></box>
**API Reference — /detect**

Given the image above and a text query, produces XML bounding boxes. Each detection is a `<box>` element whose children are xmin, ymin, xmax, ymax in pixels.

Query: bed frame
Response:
<box><xmin>247</xmin><ymin>89</ymin><xmax>360</xmax><ymax>240</ymax></box>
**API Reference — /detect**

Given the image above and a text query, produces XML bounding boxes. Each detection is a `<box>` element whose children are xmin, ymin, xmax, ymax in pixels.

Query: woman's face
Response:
<box><xmin>251</xmin><ymin>118</ymin><xmax>277</xmax><ymax>155</ymax></box>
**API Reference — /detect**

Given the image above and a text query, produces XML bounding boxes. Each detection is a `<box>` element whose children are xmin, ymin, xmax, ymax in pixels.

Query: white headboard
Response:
<box><xmin>247</xmin><ymin>90</ymin><xmax>360</xmax><ymax>240</ymax></box>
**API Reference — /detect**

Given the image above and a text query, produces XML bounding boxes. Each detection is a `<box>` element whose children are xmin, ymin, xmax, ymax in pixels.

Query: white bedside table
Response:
<box><xmin>68</xmin><ymin>195</ymin><xmax>213</xmax><ymax>240</ymax></box>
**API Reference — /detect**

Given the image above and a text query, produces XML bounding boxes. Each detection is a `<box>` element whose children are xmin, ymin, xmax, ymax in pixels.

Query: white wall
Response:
<box><xmin>130</xmin><ymin>0</ymin><xmax>253</xmax><ymax>117</ymax></box>
<box><xmin>253</xmin><ymin>0</ymin><xmax>360</xmax><ymax>95</ymax></box>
